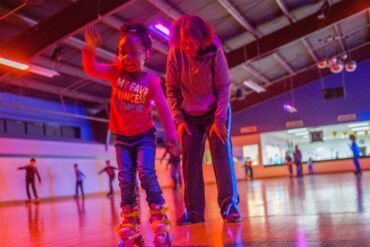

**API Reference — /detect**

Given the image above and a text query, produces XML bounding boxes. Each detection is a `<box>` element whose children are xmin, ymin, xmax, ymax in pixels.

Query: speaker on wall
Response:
<box><xmin>322</xmin><ymin>87</ymin><xmax>344</xmax><ymax>99</ymax></box>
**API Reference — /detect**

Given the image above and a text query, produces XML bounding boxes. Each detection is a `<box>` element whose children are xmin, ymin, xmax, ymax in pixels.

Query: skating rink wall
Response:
<box><xmin>0</xmin><ymin>137</ymin><xmax>246</xmax><ymax>203</ymax></box>
<box><xmin>2</xmin><ymin>134</ymin><xmax>367</xmax><ymax>203</ymax></box>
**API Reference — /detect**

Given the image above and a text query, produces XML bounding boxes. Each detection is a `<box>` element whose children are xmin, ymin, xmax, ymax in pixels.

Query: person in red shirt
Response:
<box><xmin>243</xmin><ymin>158</ymin><xmax>254</xmax><ymax>179</ymax></box>
<box><xmin>83</xmin><ymin>23</ymin><xmax>178</xmax><ymax>246</ymax></box>
<box><xmin>285</xmin><ymin>151</ymin><xmax>294</xmax><ymax>177</ymax></box>
<box><xmin>98</xmin><ymin>160</ymin><xmax>118</xmax><ymax>197</ymax></box>
<box><xmin>17</xmin><ymin>158</ymin><xmax>41</xmax><ymax>203</ymax></box>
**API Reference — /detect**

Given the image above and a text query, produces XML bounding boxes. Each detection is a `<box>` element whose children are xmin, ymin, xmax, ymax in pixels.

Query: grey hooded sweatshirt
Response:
<box><xmin>165</xmin><ymin>39</ymin><xmax>231</xmax><ymax>126</ymax></box>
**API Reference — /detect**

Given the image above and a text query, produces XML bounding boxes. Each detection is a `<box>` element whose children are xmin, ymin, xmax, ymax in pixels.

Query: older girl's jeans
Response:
<box><xmin>114</xmin><ymin>128</ymin><xmax>164</xmax><ymax>206</ymax></box>
<box><xmin>181</xmin><ymin>106</ymin><xmax>239</xmax><ymax>218</ymax></box>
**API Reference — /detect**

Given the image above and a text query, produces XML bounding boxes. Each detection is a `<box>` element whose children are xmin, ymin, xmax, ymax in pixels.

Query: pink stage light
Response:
<box><xmin>0</xmin><ymin>57</ymin><xmax>29</xmax><ymax>70</ymax></box>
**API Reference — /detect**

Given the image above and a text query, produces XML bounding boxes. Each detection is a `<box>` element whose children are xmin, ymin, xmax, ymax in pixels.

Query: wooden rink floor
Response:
<box><xmin>2</xmin><ymin>172</ymin><xmax>370</xmax><ymax>247</ymax></box>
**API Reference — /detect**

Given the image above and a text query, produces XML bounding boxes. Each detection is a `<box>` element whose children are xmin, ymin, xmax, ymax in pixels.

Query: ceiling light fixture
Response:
<box><xmin>150</xmin><ymin>21</ymin><xmax>170</xmax><ymax>39</ymax></box>
<box><xmin>348</xmin><ymin>122</ymin><xmax>368</xmax><ymax>128</ymax></box>
<box><xmin>28</xmin><ymin>64</ymin><xmax>60</xmax><ymax>78</ymax></box>
<box><xmin>0</xmin><ymin>57</ymin><xmax>59</xmax><ymax>78</ymax></box>
<box><xmin>243</xmin><ymin>79</ymin><xmax>266</xmax><ymax>93</ymax></box>
<box><xmin>350</xmin><ymin>126</ymin><xmax>369</xmax><ymax>132</ymax></box>
<box><xmin>0</xmin><ymin>57</ymin><xmax>29</xmax><ymax>70</ymax></box>
<box><xmin>287</xmin><ymin>128</ymin><xmax>307</xmax><ymax>134</ymax></box>
<box><xmin>283</xmin><ymin>103</ymin><xmax>297</xmax><ymax>113</ymax></box>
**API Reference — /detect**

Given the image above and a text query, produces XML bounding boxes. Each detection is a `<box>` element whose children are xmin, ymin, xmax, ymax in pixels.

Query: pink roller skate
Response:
<box><xmin>149</xmin><ymin>204</ymin><xmax>172</xmax><ymax>247</ymax></box>
<box><xmin>116</xmin><ymin>205</ymin><xmax>144</xmax><ymax>247</ymax></box>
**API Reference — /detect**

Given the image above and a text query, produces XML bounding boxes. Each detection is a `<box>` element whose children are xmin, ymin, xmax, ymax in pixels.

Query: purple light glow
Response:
<box><xmin>296</xmin><ymin>228</ymin><xmax>307</xmax><ymax>247</ymax></box>
<box><xmin>153</xmin><ymin>22</ymin><xmax>170</xmax><ymax>36</ymax></box>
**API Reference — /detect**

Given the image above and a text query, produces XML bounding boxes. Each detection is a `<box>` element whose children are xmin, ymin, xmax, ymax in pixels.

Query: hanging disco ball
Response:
<box><xmin>317</xmin><ymin>59</ymin><xmax>328</xmax><ymax>69</ymax></box>
<box><xmin>330</xmin><ymin>62</ymin><xmax>344</xmax><ymax>73</ymax></box>
<box><xmin>345</xmin><ymin>61</ymin><xmax>357</xmax><ymax>72</ymax></box>
<box><xmin>328</xmin><ymin>56</ymin><xmax>337</xmax><ymax>67</ymax></box>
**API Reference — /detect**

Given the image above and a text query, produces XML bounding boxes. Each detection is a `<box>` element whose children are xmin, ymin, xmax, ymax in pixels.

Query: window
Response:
<box><xmin>0</xmin><ymin>118</ymin><xmax>82</xmax><ymax>140</ymax></box>
<box><xmin>26</xmin><ymin>122</ymin><xmax>45</xmax><ymax>137</ymax></box>
<box><xmin>260</xmin><ymin>121</ymin><xmax>370</xmax><ymax>165</ymax></box>
<box><xmin>62</xmin><ymin>126</ymin><xmax>81</xmax><ymax>139</ymax></box>
<box><xmin>5</xmin><ymin>119</ymin><xmax>26</xmax><ymax>135</ymax></box>
<box><xmin>0</xmin><ymin>119</ymin><xmax>4</xmax><ymax>134</ymax></box>
<box><xmin>45</xmin><ymin>124</ymin><xmax>62</xmax><ymax>137</ymax></box>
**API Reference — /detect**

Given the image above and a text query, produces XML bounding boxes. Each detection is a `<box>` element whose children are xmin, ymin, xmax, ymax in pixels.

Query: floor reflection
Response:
<box><xmin>75</xmin><ymin>196</ymin><xmax>86</xmax><ymax>228</ymax></box>
<box><xmin>2</xmin><ymin>173</ymin><xmax>370</xmax><ymax>246</ymax></box>
<box><xmin>355</xmin><ymin>175</ymin><xmax>364</xmax><ymax>212</ymax></box>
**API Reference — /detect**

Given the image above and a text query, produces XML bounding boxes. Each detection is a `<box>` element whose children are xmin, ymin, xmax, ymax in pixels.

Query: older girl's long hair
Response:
<box><xmin>169</xmin><ymin>15</ymin><xmax>215</xmax><ymax>49</ymax></box>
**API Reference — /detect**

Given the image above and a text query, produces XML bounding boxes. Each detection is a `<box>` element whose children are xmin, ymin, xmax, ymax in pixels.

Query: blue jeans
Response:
<box><xmin>295</xmin><ymin>162</ymin><xmax>302</xmax><ymax>176</ymax></box>
<box><xmin>181</xmin><ymin>106</ymin><xmax>239</xmax><ymax>218</ymax></box>
<box><xmin>114</xmin><ymin>128</ymin><xmax>164</xmax><ymax>207</ymax></box>
<box><xmin>353</xmin><ymin>157</ymin><xmax>362</xmax><ymax>173</ymax></box>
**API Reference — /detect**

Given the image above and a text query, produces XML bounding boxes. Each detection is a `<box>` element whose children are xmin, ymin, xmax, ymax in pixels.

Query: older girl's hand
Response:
<box><xmin>210</xmin><ymin>123</ymin><xmax>228</xmax><ymax>144</ymax></box>
<box><xmin>177</xmin><ymin>122</ymin><xmax>192</xmax><ymax>143</ymax></box>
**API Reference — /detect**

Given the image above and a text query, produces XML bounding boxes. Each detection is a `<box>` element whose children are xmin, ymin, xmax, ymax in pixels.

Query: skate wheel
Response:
<box><xmin>118</xmin><ymin>235</ymin><xmax>144</xmax><ymax>247</ymax></box>
<box><xmin>135</xmin><ymin>235</ymin><xmax>145</xmax><ymax>247</ymax></box>
<box><xmin>118</xmin><ymin>240</ymin><xmax>125</xmax><ymax>247</ymax></box>
<box><xmin>154</xmin><ymin>233</ymin><xmax>172</xmax><ymax>247</ymax></box>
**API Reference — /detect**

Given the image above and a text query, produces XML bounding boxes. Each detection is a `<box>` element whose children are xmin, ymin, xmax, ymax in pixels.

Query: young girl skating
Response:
<box><xmin>83</xmin><ymin>23</ymin><xmax>178</xmax><ymax>247</ymax></box>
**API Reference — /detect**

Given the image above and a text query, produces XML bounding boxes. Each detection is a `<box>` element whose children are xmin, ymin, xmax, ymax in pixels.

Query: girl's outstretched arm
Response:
<box><xmin>97</xmin><ymin>167</ymin><xmax>105</xmax><ymax>175</ymax></box>
<box><xmin>151</xmin><ymin>75</ymin><xmax>178</xmax><ymax>145</ymax></box>
<box><xmin>82</xmin><ymin>25</ymin><xmax>117</xmax><ymax>82</ymax></box>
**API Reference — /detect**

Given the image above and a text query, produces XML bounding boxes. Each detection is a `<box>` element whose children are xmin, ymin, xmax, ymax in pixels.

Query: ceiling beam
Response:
<box><xmin>146</xmin><ymin>0</ymin><xmax>182</xmax><ymax>19</ymax></box>
<box><xmin>62</xmin><ymin>36</ymin><xmax>164</xmax><ymax>76</ymax></box>
<box><xmin>217</xmin><ymin>0</ymin><xmax>261</xmax><ymax>39</ymax></box>
<box><xmin>231</xmin><ymin>41</ymin><xmax>370</xmax><ymax>112</ymax></box>
<box><xmin>1</xmin><ymin>5</ymin><xmax>163</xmax><ymax>76</ymax></box>
<box><xmin>0</xmin><ymin>0</ymin><xmax>131</xmax><ymax>61</ymax></box>
<box><xmin>368</xmin><ymin>9</ymin><xmax>370</xmax><ymax>39</ymax></box>
<box><xmin>226</xmin><ymin>0</ymin><xmax>370</xmax><ymax>68</ymax></box>
<box><xmin>34</xmin><ymin>56</ymin><xmax>109</xmax><ymax>87</ymax></box>
<box><xmin>302</xmin><ymin>38</ymin><xmax>319</xmax><ymax>62</ymax></box>
<box><xmin>275</xmin><ymin>0</ymin><xmax>296</xmax><ymax>24</ymax></box>
<box><xmin>241</xmin><ymin>64</ymin><xmax>271</xmax><ymax>85</ymax></box>
<box><xmin>223</xmin><ymin>1</ymin><xmax>326</xmax><ymax>52</ymax></box>
<box><xmin>333</xmin><ymin>23</ymin><xmax>346</xmax><ymax>53</ymax></box>
<box><xmin>1</xmin><ymin>75</ymin><xmax>107</xmax><ymax>104</ymax></box>
<box><xmin>272</xmin><ymin>53</ymin><xmax>295</xmax><ymax>74</ymax></box>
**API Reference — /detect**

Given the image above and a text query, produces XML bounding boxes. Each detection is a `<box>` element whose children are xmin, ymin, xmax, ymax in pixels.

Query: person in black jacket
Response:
<box><xmin>98</xmin><ymin>160</ymin><xmax>118</xmax><ymax>197</ymax></box>
<box><xmin>74</xmin><ymin>163</ymin><xmax>86</xmax><ymax>198</ymax></box>
<box><xmin>17</xmin><ymin>158</ymin><xmax>41</xmax><ymax>203</ymax></box>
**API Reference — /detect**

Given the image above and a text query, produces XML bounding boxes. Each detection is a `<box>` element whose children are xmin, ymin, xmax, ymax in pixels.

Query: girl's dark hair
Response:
<box><xmin>119</xmin><ymin>22</ymin><xmax>152</xmax><ymax>50</ymax></box>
